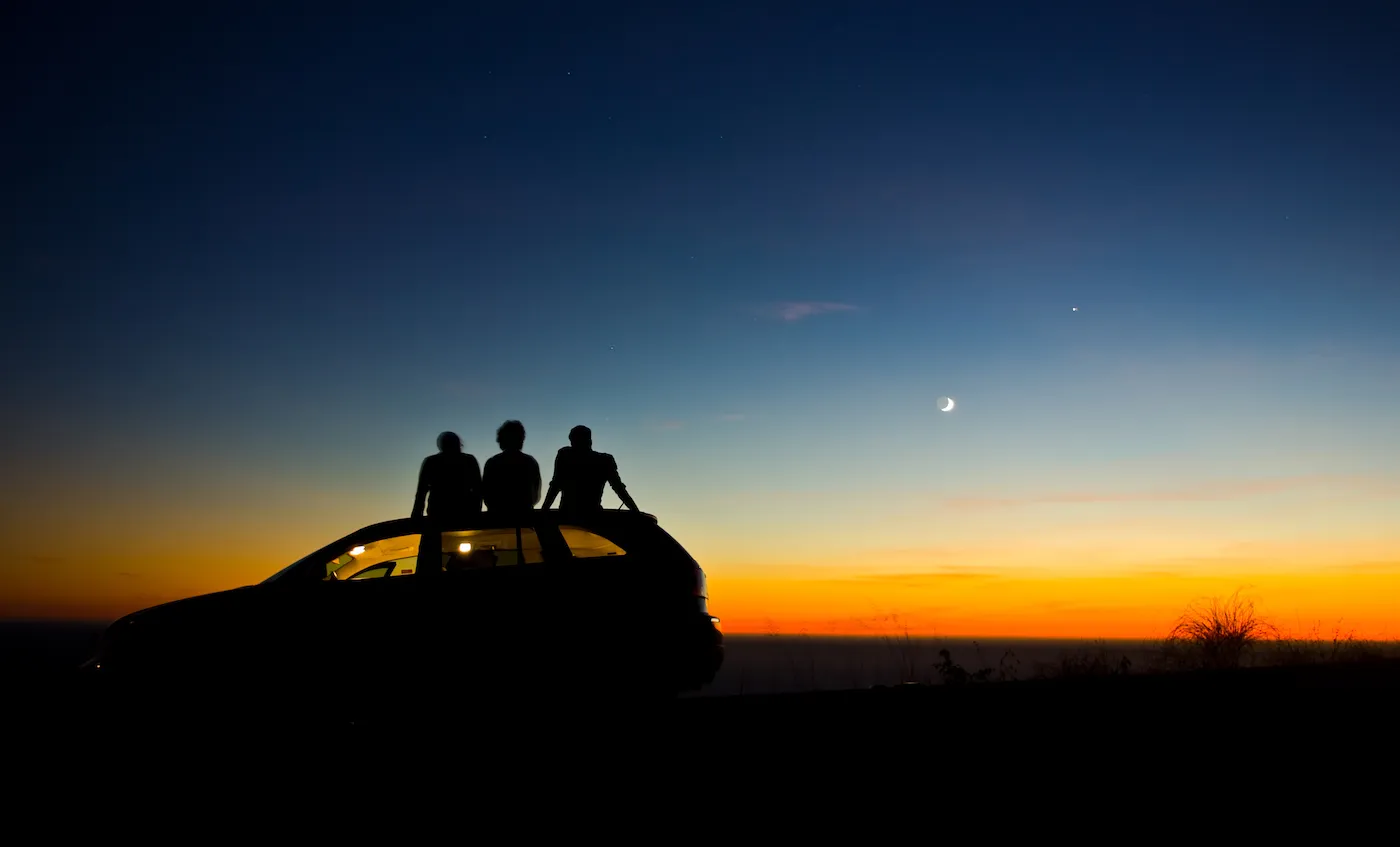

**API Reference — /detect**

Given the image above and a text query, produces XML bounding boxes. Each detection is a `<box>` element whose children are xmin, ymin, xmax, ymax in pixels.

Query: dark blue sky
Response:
<box><xmin>3</xmin><ymin>2</ymin><xmax>1399</xmax><ymax>576</ymax></box>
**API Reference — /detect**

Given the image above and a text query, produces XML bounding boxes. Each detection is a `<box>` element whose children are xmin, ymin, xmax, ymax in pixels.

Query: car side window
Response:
<box><xmin>439</xmin><ymin>528</ymin><xmax>545</xmax><ymax>569</ymax></box>
<box><xmin>559</xmin><ymin>526</ymin><xmax>627</xmax><ymax>559</ymax></box>
<box><xmin>325</xmin><ymin>533</ymin><xmax>421</xmax><ymax>580</ymax></box>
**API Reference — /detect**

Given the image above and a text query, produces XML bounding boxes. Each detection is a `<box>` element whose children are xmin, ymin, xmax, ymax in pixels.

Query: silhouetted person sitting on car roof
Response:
<box><xmin>541</xmin><ymin>425</ymin><xmax>640</xmax><ymax>513</ymax></box>
<box><xmin>411</xmin><ymin>432</ymin><xmax>482</xmax><ymax>521</ymax></box>
<box><xmin>482</xmin><ymin>420</ymin><xmax>541</xmax><ymax>516</ymax></box>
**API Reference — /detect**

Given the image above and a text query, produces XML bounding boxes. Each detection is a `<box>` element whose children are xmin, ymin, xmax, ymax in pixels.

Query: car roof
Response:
<box><xmin>350</xmin><ymin>509</ymin><xmax>660</xmax><ymax>540</ymax></box>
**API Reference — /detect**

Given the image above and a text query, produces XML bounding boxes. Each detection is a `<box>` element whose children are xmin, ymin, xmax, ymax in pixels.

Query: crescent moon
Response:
<box><xmin>940</xmin><ymin>397</ymin><xmax>955</xmax><ymax>412</ymax></box>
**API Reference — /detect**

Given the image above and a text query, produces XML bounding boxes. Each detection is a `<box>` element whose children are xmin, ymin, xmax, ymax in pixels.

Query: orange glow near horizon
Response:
<box><xmin>704</xmin><ymin>570</ymin><xmax>1400</xmax><ymax>640</ymax></box>
<box><xmin>2</xmin><ymin>455</ymin><xmax>1398</xmax><ymax>640</ymax></box>
<box><xmin>4</xmin><ymin>534</ymin><xmax>1398</xmax><ymax>642</ymax></box>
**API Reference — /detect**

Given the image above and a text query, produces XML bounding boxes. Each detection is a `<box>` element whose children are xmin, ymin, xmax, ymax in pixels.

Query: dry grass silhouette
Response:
<box><xmin>872</xmin><ymin>616</ymin><xmax>1017</xmax><ymax>685</ymax></box>
<box><xmin>711</xmin><ymin>599</ymin><xmax>1399</xmax><ymax>697</ymax></box>
<box><xmin>1162</xmin><ymin>589</ymin><xmax>1279</xmax><ymax>670</ymax></box>
<box><xmin>881</xmin><ymin>619</ymin><xmax>927</xmax><ymax>684</ymax></box>
<box><xmin>1266</xmin><ymin>623</ymin><xmax>1389</xmax><ymax>666</ymax></box>
<box><xmin>1040</xmin><ymin>640</ymin><xmax>1134</xmax><ymax>678</ymax></box>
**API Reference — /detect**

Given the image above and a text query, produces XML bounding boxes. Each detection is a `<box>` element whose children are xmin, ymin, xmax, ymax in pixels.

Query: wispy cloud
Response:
<box><xmin>655</xmin><ymin>420</ymin><xmax>684</xmax><ymax>431</ymax></box>
<box><xmin>769</xmin><ymin>301</ymin><xmax>859</xmax><ymax>322</ymax></box>
<box><xmin>942</xmin><ymin>474</ymin><xmax>1395</xmax><ymax>511</ymax></box>
<box><xmin>1331</xmin><ymin>560</ymin><xmax>1400</xmax><ymax>574</ymax></box>
<box><xmin>847</xmin><ymin>570</ymin><xmax>1001</xmax><ymax>585</ymax></box>
<box><xmin>719</xmin><ymin>413</ymin><xmax>746</xmax><ymax>422</ymax></box>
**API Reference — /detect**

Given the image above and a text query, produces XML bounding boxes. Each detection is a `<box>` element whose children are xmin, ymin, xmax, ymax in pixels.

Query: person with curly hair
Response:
<box><xmin>481</xmin><ymin>419</ymin><xmax>542</xmax><ymax>516</ymax></box>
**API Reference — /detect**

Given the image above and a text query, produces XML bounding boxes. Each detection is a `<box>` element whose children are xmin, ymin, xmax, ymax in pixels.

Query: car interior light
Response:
<box><xmin>459</xmin><ymin>542</ymin><xmax>472</xmax><ymax>553</ymax></box>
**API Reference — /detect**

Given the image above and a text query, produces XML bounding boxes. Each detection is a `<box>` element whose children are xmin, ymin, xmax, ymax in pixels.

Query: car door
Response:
<box><xmin>531</xmin><ymin>519</ymin><xmax>658</xmax><ymax>687</ymax></box>
<box><xmin>311</xmin><ymin>529</ymin><xmax>427</xmax><ymax>687</ymax></box>
<box><xmin>430</xmin><ymin>521</ymin><xmax>552</xmax><ymax>686</ymax></box>
<box><xmin>548</xmin><ymin>519</ymin><xmax>648</xmax><ymax>614</ymax></box>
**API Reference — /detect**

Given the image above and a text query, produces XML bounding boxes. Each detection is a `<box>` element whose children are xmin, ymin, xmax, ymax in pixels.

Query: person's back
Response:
<box><xmin>412</xmin><ymin>432</ymin><xmax>482</xmax><ymax>520</ymax></box>
<box><xmin>481</xmin><ymin>420</ymin><xmax>541</xmax><ymax>515</ymax></box>
<box><xmin>543</xmin><ymin>425</ymin><xmax>639</xmax><ymax>513</ymax></box>
<box><xmin>483</xmin><ymin>451</ymin><xmax>542</xmax><ymax>512</ymax></box>
<box><xmin>550</xmin><ymin>446</ymin><xmax>614</xmax><ymax>510</ymax></box>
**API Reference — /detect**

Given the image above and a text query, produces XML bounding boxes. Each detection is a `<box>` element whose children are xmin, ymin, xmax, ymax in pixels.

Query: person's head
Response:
<box><xmin>437</xmin><ymin>431</ymin><xmax>462</xmax><ymax>453</ymax></box>
<box><xmin>496</xmin><ymin>420</ymin><xmax>526</xmax><ymax>451</ymax></box>
<box><xmin>568</xmin><ymin>425</ymin><xmax>592</xmax><ymax>450</ymax></box>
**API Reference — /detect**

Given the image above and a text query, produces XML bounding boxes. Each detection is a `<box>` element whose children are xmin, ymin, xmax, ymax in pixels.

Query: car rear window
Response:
<box><xmin>559</xmin><ymin>525</ymin><xmax>627</xmax><ymax>558</ymax></box>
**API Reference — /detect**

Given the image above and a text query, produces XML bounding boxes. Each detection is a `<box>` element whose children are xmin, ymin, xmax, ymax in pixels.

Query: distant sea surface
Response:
<box><xmin>696</xmin><ymin>634</ymin><xmax>1167</xmax><ymax>697</ymax></box>
<box><xmin>0</xmin><ymin>621</ymin><xmax>107</xmax><ymax>676</ymax></box>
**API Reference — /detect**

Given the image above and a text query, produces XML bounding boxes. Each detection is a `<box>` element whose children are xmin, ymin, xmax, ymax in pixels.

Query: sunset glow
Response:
<box><xmin>3</xmin><ymin>448</ymin><xmax>1397</xmax><ymax>640</ymax></box>
<box><xmin>4</xmin><ymin>4</ymin><xmax>1398</xmax><ymax>643</ymax></box>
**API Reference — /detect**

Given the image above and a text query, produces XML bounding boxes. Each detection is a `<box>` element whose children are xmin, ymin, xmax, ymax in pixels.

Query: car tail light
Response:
<box><xmin>694</xmin><ymin>564</ymin><xmax>710</xmax><ymax>615</ymax></box>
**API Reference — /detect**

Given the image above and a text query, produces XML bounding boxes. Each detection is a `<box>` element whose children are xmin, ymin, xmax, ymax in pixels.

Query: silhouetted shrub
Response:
<box><xmin>997</xmin><ymin>649</ymin><xmax>1021</xmax><ymax>682</ymax></box>
<box><xmin>1041</xmin><ymin>641</ymin><xmax>1134</xmax><ymax>678</ymax></box>
<box><xmin>1163</xmin><ymin>589</ymin><xmax>1278</xmax><ymax>670</ymax></box>
<box><xmin>934</xmin><ymin>649</ymin><xmax>995</xmax><ymax>685</ymax></box>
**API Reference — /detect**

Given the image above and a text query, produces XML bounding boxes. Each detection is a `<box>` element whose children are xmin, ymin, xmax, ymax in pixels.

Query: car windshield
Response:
<box><xmin>324</xmin><ymin>533</ymin><xmax>421</xmax><ymax>580</ymax></box>
<box><xmin>261</xmin><ymin>528</ymin><xmax>423</xmax><ymax>584</ymax></box>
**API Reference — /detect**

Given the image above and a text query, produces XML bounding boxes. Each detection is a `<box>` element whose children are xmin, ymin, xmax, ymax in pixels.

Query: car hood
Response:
<box><xmin>117</xmin><ymin>584</ymin><xmax>268</xmax><ymax>628</ymax></box>
<box><xmin>92</xmin><ymin>584</ymin><xmax>274</xmax><ymax>668</ymax></box>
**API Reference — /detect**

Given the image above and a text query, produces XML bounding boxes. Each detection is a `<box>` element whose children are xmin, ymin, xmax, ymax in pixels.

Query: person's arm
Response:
<box><xmin>411</xmin><ymin>457</ymin><xmax>431</xmax><ymax>519</ymax></box>
<box><xmin>541</xmin><ymin>450</ymin><xmax>564</xmax><ymax>509</ymax></box>
<box><xmin>529</xmin><ymin>456</ymin><xmax>543</xmax><ymax>506</ymax></box>
<box><xmin>606</xmin><ymin>455</ymin><xmax>640</xmax><ymax>511</ymax></box>
<box><xmin>467</xmin><ymin>455</ymin><xmax>483</xmax><ymax>513</ymax></box>
<box><xmin>479</xmin><ymin>456</ymin><xmax>494</xmax><ymax>512</ymax></box>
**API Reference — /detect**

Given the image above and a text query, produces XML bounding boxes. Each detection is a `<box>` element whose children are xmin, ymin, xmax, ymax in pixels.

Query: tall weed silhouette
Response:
<box><xmin>1163</xmin><ymin>589</ymin><xmax>1278</xmax><ymax>670</ymax></box>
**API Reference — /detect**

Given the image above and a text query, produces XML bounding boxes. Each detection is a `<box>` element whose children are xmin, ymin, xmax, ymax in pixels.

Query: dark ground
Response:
<box><xmin>6</xmin><ymin>620</ymin><xmax>1398</xmax><ymax>773</ymax></box>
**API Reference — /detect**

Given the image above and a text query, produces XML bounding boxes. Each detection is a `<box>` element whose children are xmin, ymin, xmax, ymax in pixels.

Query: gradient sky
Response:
<box><xmin>4</xmin><ymin>2</ymin><xmax>1398</xmax><ymax>637</ymax></box>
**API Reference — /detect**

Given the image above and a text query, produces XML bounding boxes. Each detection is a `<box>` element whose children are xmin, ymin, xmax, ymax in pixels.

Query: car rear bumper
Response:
<box><xmin>677</xmin><ymin>616</ymin><xmax>724</xmax><ymax>691</ymax></box>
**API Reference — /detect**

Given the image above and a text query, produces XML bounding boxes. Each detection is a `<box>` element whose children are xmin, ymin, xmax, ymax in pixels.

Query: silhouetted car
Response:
<box><xmin>81</xmin><ymin>510</ymin><xmax>723</xmax><ymax>707</ymax></box>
